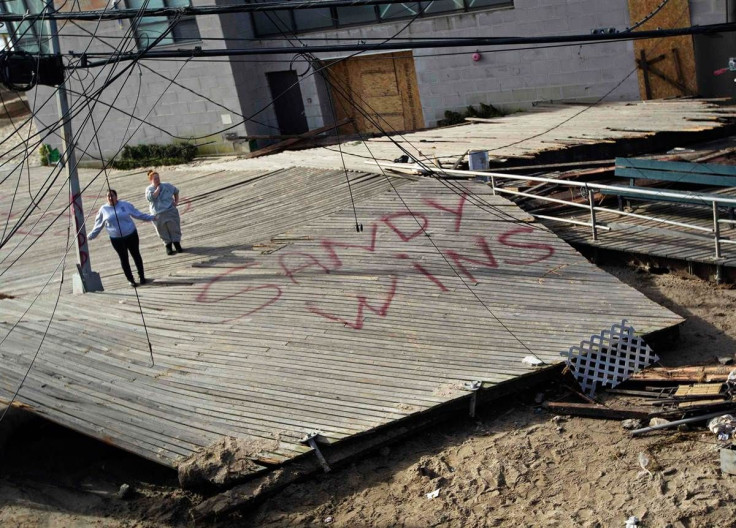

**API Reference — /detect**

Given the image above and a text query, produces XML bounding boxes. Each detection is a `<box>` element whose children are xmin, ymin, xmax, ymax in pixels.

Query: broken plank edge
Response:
<box><xmin>190</xmin><ymin>365</ymin><xmax>563</xmax><ymax>522</ymax></box>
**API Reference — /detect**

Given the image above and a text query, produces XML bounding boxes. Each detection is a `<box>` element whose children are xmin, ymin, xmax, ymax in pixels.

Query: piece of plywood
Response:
<box><xmin>628</xmin><ymin>0</ymin><xmax>698</xmax><ymax>99</ymax></box>
<box><xmin>323</xmin><ymin>51</ymin><xmax>424</xmax><ymax>135</ymax></box>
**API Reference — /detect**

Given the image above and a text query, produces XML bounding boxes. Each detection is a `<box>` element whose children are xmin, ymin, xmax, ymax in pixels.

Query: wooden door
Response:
<box><xmin>323</xmin><ymin>51</ymin><xmax>424</xmax><ymax>134</ymax></box>
<box><xmin>628</xmin><ymin>0</ymin><xmax>698</xmax><ymax>99</ymax></box>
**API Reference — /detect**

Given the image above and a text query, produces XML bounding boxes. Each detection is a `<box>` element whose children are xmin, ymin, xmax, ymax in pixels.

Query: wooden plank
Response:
<box><xmin>542</xmin><ymin>401</ymin><xmax>652</xmax><ymax>420</ymax></box>
<box><xmin>629</xmin><ymin>366</ymin><xmax>734</xmax><ymax>383</ymax></box>
<box><xmin>243</xmin><ymin>119</ymin><xmax>352</xmax><ymax>159</ymax></box>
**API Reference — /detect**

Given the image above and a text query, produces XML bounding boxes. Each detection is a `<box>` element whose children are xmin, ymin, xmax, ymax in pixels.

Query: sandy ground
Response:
<box><xmin>0</xmin><ymin>116</ymin><xmax>41</xmax><ymax>167</ymax></box>
<box><xmin>2</xmin><ymin>262</ymin><xmax>736</xmax><ymax>528</ymax></box>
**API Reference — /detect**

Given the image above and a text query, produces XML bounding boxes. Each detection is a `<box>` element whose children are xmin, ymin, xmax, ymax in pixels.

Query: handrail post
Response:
<box><xmin>490</xmin><ymin>175</ymin><xmax>496</xmax><ymax>195</ymax></box>
<box><xmin>587</xmin><ymin>185</ymin><xmax>598</xmax><ymax>241</ymax></box>
<box><xmin>713</xmin><ymin>201</ymin><xmax>722</xmax><ymax>259</ymax></box>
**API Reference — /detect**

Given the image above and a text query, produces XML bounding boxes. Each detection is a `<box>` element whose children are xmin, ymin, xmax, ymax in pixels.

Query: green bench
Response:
<box><xmin>610</xmin><ymin>157</ymin><xmax>736</xmax><ymax>211</ymax></box>
<box><xmin>616</xmin><ymin>157</ymin><xmax>736</xmax><ymax>189</ymax></box>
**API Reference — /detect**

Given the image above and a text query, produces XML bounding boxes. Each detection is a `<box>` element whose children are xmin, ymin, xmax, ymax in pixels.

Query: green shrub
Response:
<box><xmin>39</xmin><ymin>144</ymin><xmax>50</xmax><ymax>166</ymax></box>
<box><xmin>437</xmin><ymin>103</ymin><xmax>503</xmax><ymax>127</ymax></box>
<box><xmin>111</xmin><ymin>142</ymin><xmax>197</xmax><ymax>169</ymax></box>
<box><xmin>39</xmin><ymin>143</ymin><xmax>60</xmax><ymax>165</ymax></box>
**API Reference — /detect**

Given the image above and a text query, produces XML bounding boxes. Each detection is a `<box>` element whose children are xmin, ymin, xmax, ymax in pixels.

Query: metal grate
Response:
<box><xmin>562</xmin><ymin>320</ymin><xmax>659</xmax><ymax>397</ymax></box>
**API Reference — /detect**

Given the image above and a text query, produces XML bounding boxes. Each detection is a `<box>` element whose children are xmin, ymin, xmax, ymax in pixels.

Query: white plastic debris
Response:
<box><xmin>426</xmin><ymin>489</ymin><xmax>440</xmax><ymax>500</ymax></box>
<box><xmin>621</xmin><ymin>419</ymin><xmax>643</xmax><ymax>430</ymax></box>
<box><xmin>728</xmin><ymin>370</ymin><xmax>736</xmax><ymax>390</ymax></box>
<box><xmin>637</xmin><ymin>452</ymin><xmax>653</xmax><ymax>479</ymax></box>
<box><xmin>625</xmin><ymin>516</ymin><xmax>640</xmax><ymax>527</ymax></box>
<box><xmin>708</xmin><ymin>415</ymin><xmax>735</xmax><ymax>433</ymax></box>
<box><xmin>522</xmin><ymin>356</ymin><xmax>543</xmax><ymax>366</ymax></box>
<box><xmin>648</xmin><ymin>417</ymin><xmax>669</xmax><ymax>428</ymax></box>
<box><xmin>708</xmin><ymin>415</ymin><xmax>736</xmax><ymax>441</ymax></box>
<box><xmin>324</xmin><ymin>516</ymin><xmax>333</xmax><ymax>524</ymax></box>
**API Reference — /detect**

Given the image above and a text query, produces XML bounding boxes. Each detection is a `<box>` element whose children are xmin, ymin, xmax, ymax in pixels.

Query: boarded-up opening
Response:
<box><xmin>322</xmin><ymin>51</ymin><xmax>424</xmax><ymax>135</ymax></box>
<box><xmin>627</xmin><ymin>0</ymin><xmax>698</xmax><ymax>99</ymax></box>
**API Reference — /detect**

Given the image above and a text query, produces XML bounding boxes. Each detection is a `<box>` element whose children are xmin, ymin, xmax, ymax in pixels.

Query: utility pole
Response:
<box><xmin>46</xmin><ymin>0</ymin><xmax>103</xmax><ymax>293</ymax></box>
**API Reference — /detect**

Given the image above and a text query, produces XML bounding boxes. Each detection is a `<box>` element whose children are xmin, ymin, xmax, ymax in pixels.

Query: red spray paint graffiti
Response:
<box><xmin>196</xmin><ymin>192</ymin><xmax>556</xmax><ymax>328</ymax></box>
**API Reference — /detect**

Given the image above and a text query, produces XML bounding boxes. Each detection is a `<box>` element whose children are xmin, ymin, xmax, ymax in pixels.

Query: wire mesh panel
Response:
<box><xmin>562</xmin><ymin>320</ymin><xmax>659</xmax><ymax>397</ymax></box>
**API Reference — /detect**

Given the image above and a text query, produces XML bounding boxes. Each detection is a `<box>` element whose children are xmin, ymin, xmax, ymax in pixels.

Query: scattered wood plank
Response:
<box><xmin>660</xmin><ymin>400</ymin><xmax>736</xmax><ymax>414</ymax></box>
<box><xmin>606</xmin><ymin>388</ymin><xmax>675</xmax><ymax>398</ymax></box>
<box><xmin>243</xmin><ymin>118</ymin><xmax>352</xmax><ymax>159</ymax></box>
<box><xmin>453</xmin><ymin>150</ymin><xmax>469</xmax><ymax>169</ymax></box>
<box><xmin>674</xmin><ymin>383</ymin><xmax>725</xmax><ymax>397</ymax></box>
<box><xmin>464</xmin><ymin>117</ymin><xmax>505</xmax><ymax>123</ymax></box>
<box><xmin>542</xmin><ymin>401</ymin><xmax>651</xmax><ymax>420</ymax></box>
<box><xmin>628</xmin><ymin>366</ymin><xmax>734</xmax><ymax>384</ymax></box>
<box><xmin>648</xmin><ymin>393</ymin><xmax>726</xmax><ymax>406</ymax></box>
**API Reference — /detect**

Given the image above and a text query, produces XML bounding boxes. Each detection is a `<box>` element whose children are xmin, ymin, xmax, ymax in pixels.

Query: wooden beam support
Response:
<box><xmin>636</xmin><ymin>55</ymin><xmax>695</xmax><ymax>96</ymax></box>
<box><xmin>640</xmin><ymin>49</ymin><xmax>653</xmax><ymax>99</ymax></box>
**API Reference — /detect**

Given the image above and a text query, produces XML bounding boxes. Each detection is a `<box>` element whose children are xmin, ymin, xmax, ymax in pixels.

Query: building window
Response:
<box><xmin>127</xmin><ymin>0</ymin><xmax>201</xmax><ymax>49</ymax></box>
<box><xmin>250</xmin><ymin>0</ymin><xmax>511</xmax><ymax>37</ymax></box>
<box><xmin>0</xmin><ymin>0</ymin><xmax>48</xmax><ymax>53</ymax></box>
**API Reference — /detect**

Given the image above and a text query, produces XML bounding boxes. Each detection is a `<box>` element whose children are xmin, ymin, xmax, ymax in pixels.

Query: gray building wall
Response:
<box><xmin>30</xmin><ymin>0</ymin><xmax>730</xmax><ymax>159</ymax></box>
<box><xmin>233</xmin><ymin>0</ymin><xmax>731</xmax><ymax>131</ymax></box>
<box><xmin>232</xmin><ymin>0</ymin><xmax>641</xmax><ymax>130</ymax></box>
<box><xmin>690</xmin><ymin>0</ymin><xmax>732</xmax><ymax>24</ymax></box>
<box><xmin>32</xmin><ymin>0</ymin><xmax>246</xmax><ymax>161</ymax></box>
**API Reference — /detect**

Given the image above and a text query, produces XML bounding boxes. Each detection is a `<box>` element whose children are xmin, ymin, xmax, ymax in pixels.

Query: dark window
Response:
<box><xmin>465</xmin><ymin>0</ymin><xmax>508</xmax><ymax>7</ymax></box>
<box><xmin>335</xmin><ymin>5</ymin><xmax>376</xmax><ymax>25</ymax></box>
<box><xmin>249</xmin><ymin>0</ymin><xmax>512</xmax><ymax>38</ymax></box>
<box><xmin>294</xmin><ymin>7</ymin><xmax>334</xmax><ymax>31</ymax></box>
<box><xmin>127</xmin><ymin>0</ymin><xmax>200</xmax><ymax>49</ymax></box>
<box><xmin>0</xmin><ymin>0</ymin><xmax>48</xmax><ymax>53</ymax></box>
<box><xmin>251</xmin><ymin>2</ymin><xmax>294</xmax><ymax>36</ymax></box>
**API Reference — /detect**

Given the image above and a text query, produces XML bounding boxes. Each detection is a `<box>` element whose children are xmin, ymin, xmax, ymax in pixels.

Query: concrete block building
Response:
<box><xmin>5</xmin><ymin>0</ymin><xmax>734</xmax><ymax>159</ymax></box>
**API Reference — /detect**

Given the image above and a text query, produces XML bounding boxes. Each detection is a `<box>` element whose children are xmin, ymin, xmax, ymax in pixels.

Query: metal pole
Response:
<box><xmin>631</xmin><ymin>408</ymin><xmax>736</xmax><ymax>436</ymax></box>
<box><xmin>713</xmin><ymin>201</ymin><xmax>722</xmax><ymax>260</ymax></box>
<box><xmin>490</xmin><ymin>175</ymin><xmax>496</xmax><ymax>195</ymax></box>
<box><xmin>587</xmin><ymin>184</ymin><xmax>598</xmax><ymax>241</ymax></box>
<box><xmin>46</xmin><ymin>0</ymin><xmax>103</xmax><ymax>293</ymax></box>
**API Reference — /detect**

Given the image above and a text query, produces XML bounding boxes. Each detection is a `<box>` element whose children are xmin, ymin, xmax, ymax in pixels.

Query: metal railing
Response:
<box><xmin>372</xmin><ymin>162</ymin><xmax>736</xmax><ymax>261</ymax></box>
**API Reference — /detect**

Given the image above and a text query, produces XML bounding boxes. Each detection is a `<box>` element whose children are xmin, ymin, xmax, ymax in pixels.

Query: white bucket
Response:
<box><xmin>468</xmin><ymin>150</ymin><xmax>489</xmax><ymax>171</ymax></box>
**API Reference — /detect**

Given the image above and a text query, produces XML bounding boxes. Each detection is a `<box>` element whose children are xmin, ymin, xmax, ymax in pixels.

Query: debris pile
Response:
<box><xmin>543</xmin><ymin>320</ymin><xmax>736</xmax><ymax>481</ymax></box>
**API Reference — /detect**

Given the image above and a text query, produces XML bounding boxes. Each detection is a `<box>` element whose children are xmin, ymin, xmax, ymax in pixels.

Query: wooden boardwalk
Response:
<box><xmin>0</xmin><ymin>165</ymin><xmax>682</xmax><ymax>469</ymax></box>
<box><xmin>202</xmin><ymin>99</ymin><xmax>736</xmax><ymax>173</ymax></box>
<box><xmin>535</xmin><ymin>188</ymin><xmax>736</xmax><ymax>273</ymax></box>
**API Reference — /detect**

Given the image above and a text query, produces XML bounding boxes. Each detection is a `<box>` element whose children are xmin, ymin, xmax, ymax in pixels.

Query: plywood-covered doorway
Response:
<box><xmin>628</xmin><ymin>0</ymin><xmax>698</xmax><ymax>99</ymax></box>
<box><xmin>322</xmin><ymin>51</ymin><xmax>424</xmax><ymax>135</ymax></box>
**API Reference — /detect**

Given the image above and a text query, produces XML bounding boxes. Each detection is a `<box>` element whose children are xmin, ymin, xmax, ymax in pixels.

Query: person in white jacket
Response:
<box><xmin>88</xmin><ymin>189</ymin><xmax>154</xmax><ymax>287</ymax></box>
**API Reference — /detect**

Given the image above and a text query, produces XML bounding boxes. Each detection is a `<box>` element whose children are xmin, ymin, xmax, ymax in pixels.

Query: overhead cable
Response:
<box><xmin>0</xmin><ymin>0</ymin><xmax>514</xmax><ymax>22</ymax></box>
<box><xmin>72</xmin><ymin>22</ymin><xmax>736</xmax><ymax>67</ymax></box>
